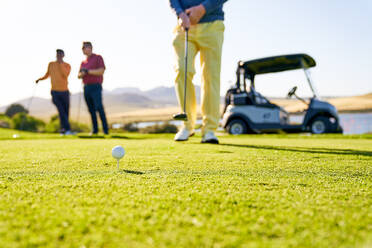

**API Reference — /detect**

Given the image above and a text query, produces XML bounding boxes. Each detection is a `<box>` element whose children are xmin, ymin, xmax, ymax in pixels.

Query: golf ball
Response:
<box><xmin>112</xmin><ymin>145</ymin><xmax>125</xmax><ymax>160</ymax></box>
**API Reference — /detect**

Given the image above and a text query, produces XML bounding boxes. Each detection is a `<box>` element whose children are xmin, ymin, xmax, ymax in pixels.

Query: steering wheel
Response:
<box><xmin>287</xmin><ymin>86</ymin><xmax>298</xmax><ymax>98</ymax></box>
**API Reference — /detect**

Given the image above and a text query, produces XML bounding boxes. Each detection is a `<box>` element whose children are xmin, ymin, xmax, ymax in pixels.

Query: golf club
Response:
<box><xmin>76</xmin><ymin>83</ymin><xmax>83</xmax><ymax>124</ymax></box>
<box><xmin>27</xmin><ymin>83</ymin><xmax>37</xmax><ymax>112</ymax></box>
<box><xmin>20</xmin><ymin>83</ymin><xmax>37</xmax><ymax>131</ymax></box>
<box><xmin>173</xmin><ymin>28</ymin><xmax>189</xmax><ymax>121</ymax></box>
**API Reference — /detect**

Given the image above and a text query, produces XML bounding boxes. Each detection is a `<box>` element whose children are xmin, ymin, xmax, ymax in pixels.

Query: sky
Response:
<box><xmin>0</xmin><ymin>0</ymin><xmax>371</xmax><ymax>106</ymax></box>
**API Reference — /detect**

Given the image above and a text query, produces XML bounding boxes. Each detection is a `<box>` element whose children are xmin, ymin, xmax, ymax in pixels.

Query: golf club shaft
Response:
<box><xmin>27</xmin><ymin>84</ymin><xmax>37</xmax><ymax>112</ymax></box>
<box><xmin>183</xmin><ymin>29</ymin><xmax>189</xmax><ymax>114</ymax></box>
<box><xmin>21</xmin><ymin>83</ymin><xmax>37</xmax><ymax>131</ymax></box>
<box><xmin>76</xmin><ymin>83</ymin><xmax>83</xmax><ymax>123</ymax></box>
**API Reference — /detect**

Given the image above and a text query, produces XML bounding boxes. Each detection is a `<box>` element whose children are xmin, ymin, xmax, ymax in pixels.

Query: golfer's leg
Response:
<box><xmin>173</xmin><ymin>26</ymin><xmax>198</xmax><ymax>131</ymax></box>
<box><xmin>61</xmin><ymin>91</ymin><xmax>71</xmax><ymax>131</ymax></box>
<box><xmin>93</xmin><ymin>85</ymin><xmax>109</xmax><ymax>134</ymax></box>
<box><xmin>52</xmin><ymin>92</ymin><xmax>67</xmax><ymax>132</ymax></box>
<box><xmin>199</xmin><ymin>21</ymin><xmax>225</xmax><ymax>135</ymax></box>
<box><xmin>84</xmin><ymin>86</ymin><xmax>98</xmax><ymax>133</ymax></box>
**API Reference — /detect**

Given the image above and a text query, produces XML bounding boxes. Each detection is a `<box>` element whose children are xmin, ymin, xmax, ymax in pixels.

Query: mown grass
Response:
<box><xmin>0</xmin><ymin>128</ymin><xmax>371</xmax><ymax>247</ymax></box>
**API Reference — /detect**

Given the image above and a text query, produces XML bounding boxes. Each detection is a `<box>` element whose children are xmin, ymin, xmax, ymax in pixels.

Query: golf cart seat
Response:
<box><xmin>225</xmin><ymin>88</ymin><xmax>279</xmax><ymax>109</ymax></box>
<box><xmin>248</xmin><ymin>90</ymin><xmax>279</xmax><ymax>108</ymax></box>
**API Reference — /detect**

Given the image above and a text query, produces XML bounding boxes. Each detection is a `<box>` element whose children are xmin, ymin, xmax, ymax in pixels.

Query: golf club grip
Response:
<box><xmin>21</xmin><ymin>84</ymin><xmax>37</xmax><ymax>130</ymax></box>
<box><xmin>183</xmin><ymin>29</ymin><xmax>188</xmax><ymax>114</ymax></box>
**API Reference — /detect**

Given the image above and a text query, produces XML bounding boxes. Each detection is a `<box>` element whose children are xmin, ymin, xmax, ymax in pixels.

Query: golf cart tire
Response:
<box><xmin>227</xmin><ymin>119</ymin><xmax>248</xmax><ymax>135</ymax></box>
<box><xmin>310</xmin><ymin>116</ymin><xmax>332</xmax><ymax>134</ymax></box>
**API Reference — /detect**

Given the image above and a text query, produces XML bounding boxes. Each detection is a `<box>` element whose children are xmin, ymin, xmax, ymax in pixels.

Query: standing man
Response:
<box><xmin>36</xmin><ymin>49</ymin><xmax>73</xmax><ymax>135</ymax></box>
<box><xmin>170</xmin><ymin>0</ymin><xmax>227</xmax><ymax>144</ymax></box>
<box><xmin>78</xmin><ymin>41</ymin><xmax>109</xmax><ymax>135</ymax></box>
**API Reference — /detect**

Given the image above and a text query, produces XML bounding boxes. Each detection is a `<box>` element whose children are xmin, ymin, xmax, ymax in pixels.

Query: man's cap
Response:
<box><xmin>56</xmin><ymin>49</ymin><xmax>64</xmax><ymax>55</ymax></box>
<box><xmin>82</xmin><ymin>41</ymin><xmax>93</xmax><ymax>48</ymax></box>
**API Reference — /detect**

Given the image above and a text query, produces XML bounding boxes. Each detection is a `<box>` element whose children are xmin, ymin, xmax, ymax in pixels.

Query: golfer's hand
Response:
<box><xmin>78</xmin><ymin>68</ymin><xmax>88</xmax><ymax>78</ymax></box>
<box><xmin>78</xmin><ymin>71</ymin><xmax>85</xmax><ymax>79</ymax></box>
<box><xmin>178</xmin><ymin>12</ymin><xmax>191</xmax><ymax>30</ymax></box>
<box><xmin>186</xmin><ymin>4</ymin><xmax>206</xmax><ymax>25</ymax></box>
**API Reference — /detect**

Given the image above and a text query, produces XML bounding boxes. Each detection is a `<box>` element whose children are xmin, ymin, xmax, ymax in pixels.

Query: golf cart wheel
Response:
<box><xmin>310</xmin><ymin>116</ymin><xmax>331</xmax><ymax>134</ymax></box>
<box><xmin>227</xmin><ymin>119</ymin><xmax>247</xmax><ymax>135</ymax></box>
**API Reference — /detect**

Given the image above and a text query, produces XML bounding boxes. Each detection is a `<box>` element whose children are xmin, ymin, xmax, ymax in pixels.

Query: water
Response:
<box><xmin>113</xmin><ymin>113</ymin><xmax>372</xmax><ymax>135</ymax></box>
<box><xmin>337</xmin><ymin>113</ymin><xmax>372</xmax><ymax>134</ymax></box>
<box><xmin>290</xmin><ymin>113</ymin><xmax>372</xmax><ymax>134</ymax></box>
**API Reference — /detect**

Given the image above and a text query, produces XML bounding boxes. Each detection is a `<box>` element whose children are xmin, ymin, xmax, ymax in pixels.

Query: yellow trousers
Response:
<box><xmin>173</xmin><ymin>21</ymin><xmax>225</xmax><ymax>135</ymax></box>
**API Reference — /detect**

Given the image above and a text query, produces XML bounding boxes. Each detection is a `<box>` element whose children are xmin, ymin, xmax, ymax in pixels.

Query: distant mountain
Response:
<box><xmin>105</xmin><ymin>85</ymin><xmax>201</xmax><ymax>104</ymax></box>
<box><xmin>0</xmin><ymin>97</ymin><xmax>52</xmax><ymax>114</ymax></box>
<box><xmin>104</xmin><ymin>93</ymin><xmax>154</xmax><ymax>107</ymax></box>
<box><xmin>143</xmin><ymin>86</ymin><xmax>177</xmax><ymax>103</ymax></box>
<box><xmin>106</xmin><ymin>87</ymin><xmax>143</xmax><ymax>95</ymax></box>
<box><xmin>0</xmin><ymin>86</ymin><xmax>197</xmax><ymax>120</ymax></box>
<box><xmin>107</xmin><ymin>85</ymin><xmax>201</xmax><ymax>104</ymax></box>
<box><xmin>143</xmin><ymin>85</ymin><xmax>201</xmax><ymax>104</ymax></box>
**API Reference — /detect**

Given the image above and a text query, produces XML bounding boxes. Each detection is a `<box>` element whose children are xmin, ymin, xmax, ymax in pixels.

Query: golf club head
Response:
<box><xmin>173</xmin><ymin>113</ymin><xmax>188</xmax><ymax>121</ymax></box>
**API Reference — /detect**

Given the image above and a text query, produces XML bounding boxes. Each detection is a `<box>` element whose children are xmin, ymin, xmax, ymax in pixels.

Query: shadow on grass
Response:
<box><xmin>221</xmin><ymin>143</ymin><xmax>372</xmax><ymax>157</ymax></box>
<box><xmin>78</xmin><ymin>135</ymin><xmax>106</xmax><ymax>139</ymax></box>
<box><xmin>120</xmin><ymin>169</ymin><xmax>145</xmax><ymax>175</ymax></box>
<box><xmin>110</xmin><ymin>135</ymin><xmax>130</xmax><ymax>139</ymax></box>
<box><xmin>77</xmin><ymin>134</ymin><xmax>148</xmax><ymax>140</ymax></box>
<box><xmin>218</xmin><ymin>150</ymin><xmax>234</xmax><ymax>154</ymax></box>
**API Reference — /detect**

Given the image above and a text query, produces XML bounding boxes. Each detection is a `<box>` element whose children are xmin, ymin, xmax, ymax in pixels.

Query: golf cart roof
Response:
<box><xmin>240</xmin><ymin>54</ymin><xmax>316</xmax><ymax>76</ymax></box>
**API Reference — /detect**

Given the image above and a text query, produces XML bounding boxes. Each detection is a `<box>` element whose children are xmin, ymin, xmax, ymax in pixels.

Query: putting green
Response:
<box><xmin>0</xmin><ymin>129</ymin><xmax>371</xmax><ymax>247</ymax></box>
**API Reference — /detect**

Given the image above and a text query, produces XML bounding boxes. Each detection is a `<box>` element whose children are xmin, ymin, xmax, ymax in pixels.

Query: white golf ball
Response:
<box><xmin>112</xmin><ymin>145</ymin><xmax>125</xmax><ymax>160</ymax></box>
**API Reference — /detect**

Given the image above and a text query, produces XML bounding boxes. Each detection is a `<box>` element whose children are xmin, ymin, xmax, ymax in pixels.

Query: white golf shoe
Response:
<box><xmin>201</xmin><ymin>131</ymin><xmax>219</xmax><ymax>144</ymax></box>
<box><xmin>174</xmin><ymin>128</ymin><xmax>194</xmax><ymax>141</ymax></box>
<box><xmin>64</xmin><ymin>130</ymin><xmax>75</xmax><ymax>136</ymax></box>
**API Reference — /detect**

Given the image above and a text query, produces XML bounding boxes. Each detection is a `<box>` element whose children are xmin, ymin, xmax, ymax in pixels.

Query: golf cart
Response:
<box><xmin>222</xmin><ymin>54</ymin><xmax>343</xmax><ymax>135</ymax></box>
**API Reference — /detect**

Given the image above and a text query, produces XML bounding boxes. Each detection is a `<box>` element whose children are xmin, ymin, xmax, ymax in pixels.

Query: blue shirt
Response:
<box><xmin>169</xmin><ymin>0</ymin><xmax>228</xmax><ymax>23</ymax></box>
